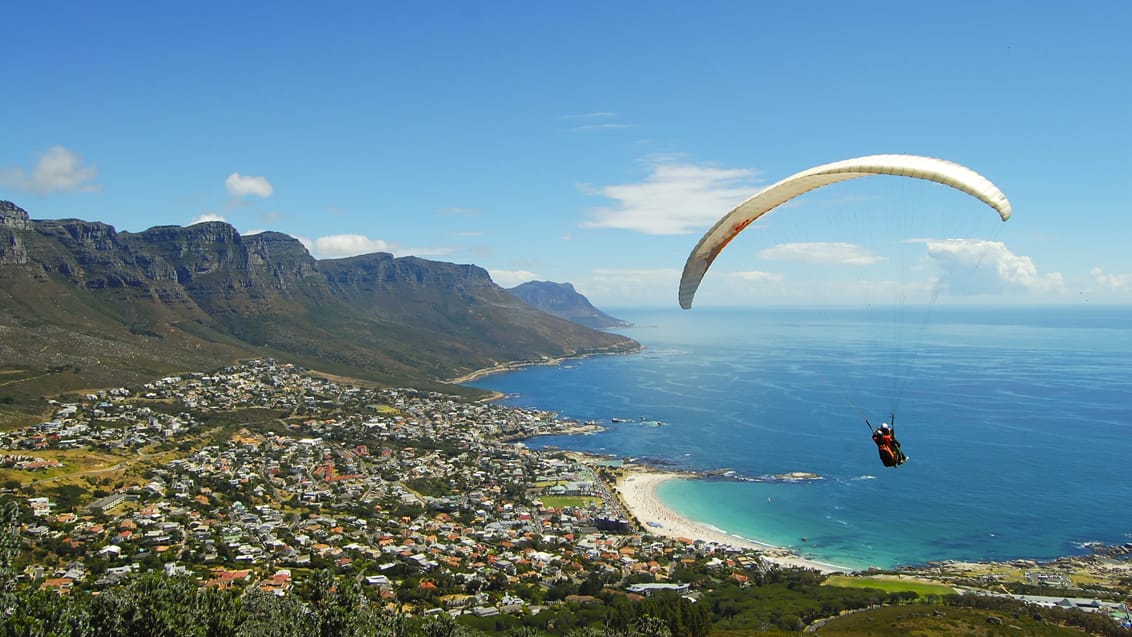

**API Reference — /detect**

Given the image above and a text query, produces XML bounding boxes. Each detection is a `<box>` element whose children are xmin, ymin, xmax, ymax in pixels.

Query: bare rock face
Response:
<box><xmin>0</xmin><ymin>201</ymin><xmax>33</xmax><ymax>264</ymax></box>
<box><xmin>1</xmin><ymin>201</ymin><xmax>32</xmax><ymax>228</ymax></box>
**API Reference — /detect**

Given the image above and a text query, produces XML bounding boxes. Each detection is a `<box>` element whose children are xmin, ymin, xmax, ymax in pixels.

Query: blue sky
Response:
<box><xmin>2</xmin><ymin>1</ymin><xmax>1129</xmax><ymax>307</ymax></box>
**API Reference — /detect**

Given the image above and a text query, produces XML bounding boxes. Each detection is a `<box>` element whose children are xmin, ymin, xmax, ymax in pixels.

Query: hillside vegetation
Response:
<box><xmin>0</xmin><ymin>200</ymin><xmax>638</xmax><ymax>424</ymax></box>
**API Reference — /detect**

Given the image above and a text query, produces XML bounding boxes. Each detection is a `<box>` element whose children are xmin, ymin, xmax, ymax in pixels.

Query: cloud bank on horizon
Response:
<box><xmin>923</xmin><ymin>239</ymin><xmax>1064</xmax><ymax>296</ymax></box>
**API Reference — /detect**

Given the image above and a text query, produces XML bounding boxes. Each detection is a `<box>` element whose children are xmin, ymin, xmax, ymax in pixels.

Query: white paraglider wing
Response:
<box><xmin>678</xmin><ymin>154</ymin><xmax>1013</xmax><ymax>309</ymax></box>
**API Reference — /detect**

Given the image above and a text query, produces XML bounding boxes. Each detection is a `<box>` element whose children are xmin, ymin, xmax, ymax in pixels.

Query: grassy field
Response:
<box><xmin>540</xmin><ymin>495</ymin><xmax>601</xmax><ymax>509</ymax></box>
<box><xmin>0</xmin><ymin>449</ymin><xmax>133</xmax><ymax>485</ymax></box>
<box><xmin>824</xmin><ymin>575</ymin><xmax>956</xmax><ymax>597</ymax></box>
<box><xmin>0</xmin><ymin>368</ymin><xmax>57</xmax><ymax>430</ymax></box>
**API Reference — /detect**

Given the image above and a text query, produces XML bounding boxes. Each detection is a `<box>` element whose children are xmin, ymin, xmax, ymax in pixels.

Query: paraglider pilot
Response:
<box><xmin>867</xmin><ymin>416</ymin><xmax>907</xmax><ymax>468</ymax></box>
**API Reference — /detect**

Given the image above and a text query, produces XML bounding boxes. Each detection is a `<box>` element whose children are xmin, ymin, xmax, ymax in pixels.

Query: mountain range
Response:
<box><xmin>0</xmin><ymin>201</ymin><xmax>639</xmax><ymax>420</ymax></box>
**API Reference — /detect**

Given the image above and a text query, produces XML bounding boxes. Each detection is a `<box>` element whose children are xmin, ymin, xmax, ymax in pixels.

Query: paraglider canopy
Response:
<box><xmin>678</xmin><ymin>154</ymin><xmax>1012</xmax><ymax>309</ymax></box>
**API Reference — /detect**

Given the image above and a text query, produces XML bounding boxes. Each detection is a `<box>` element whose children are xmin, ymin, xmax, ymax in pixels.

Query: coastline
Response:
<box><xmin>614</xmin><ymin>467</ymin><xmax>849</xmax><ymax>574</ymax></box>
<box><xmin>452</xmin><ymin>334</ymin><xmax>1132</xmax><ymax>588</ymax></box>
<box><xmin>448</xmin><ymin>360</ymin><xmax>551</xmax><ymax>385</ymax></box>
<box><xmin>447</xmin><ymin>344</ymin><xmax>644</xmax><ymax>385</ymax></box>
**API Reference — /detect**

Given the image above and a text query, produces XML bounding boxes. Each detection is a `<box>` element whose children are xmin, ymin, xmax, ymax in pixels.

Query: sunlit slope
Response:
<box><xmin>0</xmin><ymin>201</ymin><xmax>638</xmax><ymax>413</ymax></box>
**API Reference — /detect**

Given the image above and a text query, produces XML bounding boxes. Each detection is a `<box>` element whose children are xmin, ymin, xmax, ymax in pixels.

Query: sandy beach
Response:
<box><xmin>614</xmin><ymin>469</ymin><xmax>849</xmax><ymax>574</ymax></box>
<box><xmin>448</xmin><ymin>344</ymin><xmax>643</xmax><ymax>385</ymax></box>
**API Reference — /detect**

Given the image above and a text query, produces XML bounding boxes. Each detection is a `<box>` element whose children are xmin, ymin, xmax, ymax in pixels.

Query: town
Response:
<box><xmin>1</xmin><ymin>359</ymin><xmax>767</xmax><ymax>617</ymax></box>
<box><xmin>3</xmin><ymin>360</ymin><xmax>1130</xmax><ymax>635</ymax></box>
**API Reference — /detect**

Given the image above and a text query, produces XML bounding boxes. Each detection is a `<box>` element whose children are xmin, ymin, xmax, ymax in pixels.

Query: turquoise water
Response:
<box><xmin>468</xmin><ymin>306</ymin><xmax>1132</xmax><ymax>570</ymax></box>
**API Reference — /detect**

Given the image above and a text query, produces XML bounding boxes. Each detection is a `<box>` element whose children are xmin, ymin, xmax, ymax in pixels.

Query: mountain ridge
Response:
<box><xmin>0</xmin><ymin>201</ymin><xmax>638</xmax><ymax>415</ymax></box>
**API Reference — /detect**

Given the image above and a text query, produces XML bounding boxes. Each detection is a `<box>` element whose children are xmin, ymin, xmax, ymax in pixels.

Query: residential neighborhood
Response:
<box><xmin>1</xmin><ymin>359</ymin><xmax>770</xmax><ymax>616</ymax></box>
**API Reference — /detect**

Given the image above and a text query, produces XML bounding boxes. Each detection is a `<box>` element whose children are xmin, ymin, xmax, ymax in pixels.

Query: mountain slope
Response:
<box><xmin>0</xmin><ymin>201</ymin><xmax>638</xmax><ymax>410</ymax></box>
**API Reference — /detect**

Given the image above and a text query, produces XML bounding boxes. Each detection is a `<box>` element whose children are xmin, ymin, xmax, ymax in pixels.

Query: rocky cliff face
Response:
<box><xmin>322</xmin><ymin>253</ymin><xmax>494</xmax><ymax>292</ymax></box>
<box><xmin>0</xmin><ymin>201</ymin><xmax>32</xmax><ymax>229</ymax></box>
<box><xmin>0</xmin><ymin>201</ymin><xmax>639</xmax><ymax>395</ymax></box>
<box><xmin>0</xmin><ymin>201</ymin><xmax>33</xmax><ymax>264</ymax></box>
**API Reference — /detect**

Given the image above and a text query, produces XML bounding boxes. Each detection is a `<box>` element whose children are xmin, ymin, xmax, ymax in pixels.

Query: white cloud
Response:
<box><xmin>759</xmin><ymin>242</ymin><xmax>884</xmax><ymax>265</ymax></box>
<box><xmin>190</xmin><ymin>213</ymin><xmax>227</xmax><ymax>225</ymax></box>
<box><xmin>1089</xmin><ymin>267</ymin><xmax>1132</xmax><ymax>290</ymax></box>
<box><xmin>581</xmin><ymin>160</ymin><xmax>761</xmax><ymax>235</ymax></box>
<box><xmin>311</xmin><ymin>234</ymin><xmax>394</xmax><ymax>258</ymax></box>
<box><xmin>225</xmin><ymin>172</ymin><xmax>273</xmax><ymax>197</ymax></box>
<box><xmin>401</xmin><ymin>246</ymin><xmax>455</xmax><ymax>258</ymax></box>
<box><xmin>0</xmin><ymin>146</ymin><xmax>100</xmax><ymax>195</ymax></box>
<box><xmin>488</xmin><ymin>269</ymin><xmax>542</xmax><ymax>288</ymax></box>
<box><xmin>304</xmin><ymin>233</ymin><xmax>454</xmax><ymax>260</ymax></box>
<box><xmin>924</xmin><ymin>239</ymin><xmax>1063</xmax><ymax>295</ymax></box>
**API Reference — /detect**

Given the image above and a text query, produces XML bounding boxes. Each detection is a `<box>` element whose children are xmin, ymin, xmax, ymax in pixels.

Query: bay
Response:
<box><xmin>467</xmin><ymin>306</ymin><xmax>1132</xmax><ymax>570</ymax></box>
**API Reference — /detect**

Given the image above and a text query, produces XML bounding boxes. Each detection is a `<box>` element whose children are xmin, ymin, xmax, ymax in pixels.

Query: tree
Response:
<box><xmin>0</xmin><ymin>500</ymin><xmax>22</xmax><ymax>601</ymax></box>
<box><xmin>578</xmin><ymin>572</ymin><xmax>606</xmax><ymax>597</ymax></box>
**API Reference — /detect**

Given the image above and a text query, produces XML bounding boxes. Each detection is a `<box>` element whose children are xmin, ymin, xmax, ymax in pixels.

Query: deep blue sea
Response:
<box><xmin>468</xmin><ymin>306</ymin><xmax>1132</xmax><ymax>570</ymax></box>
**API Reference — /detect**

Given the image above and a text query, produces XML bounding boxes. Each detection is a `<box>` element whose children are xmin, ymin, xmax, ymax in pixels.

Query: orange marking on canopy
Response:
<box><xmin>705</xmin><ymin>218</ymin><xmax>755</xmax><ymax>267</ymax></box>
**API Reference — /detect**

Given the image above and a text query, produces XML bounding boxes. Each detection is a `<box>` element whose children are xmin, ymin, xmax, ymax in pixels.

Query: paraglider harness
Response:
<box><xmin>867</xmin><ymin>414</ymin><xmax>907</xmax><ymax>468</ymax></box>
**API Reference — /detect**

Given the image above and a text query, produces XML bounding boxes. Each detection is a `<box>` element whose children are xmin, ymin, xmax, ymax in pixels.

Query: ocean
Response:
<box><xmin>467</xmin><ymin>306</ymin><xmax>1132</xmax><ymax>570</ymax></box>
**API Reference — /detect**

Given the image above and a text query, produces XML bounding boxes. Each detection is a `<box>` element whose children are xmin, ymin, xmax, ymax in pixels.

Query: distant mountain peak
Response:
<box><xmin>506</xmin><ymin>281</ymin><xmax>630</xmax><ymax>329</ymax></box>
